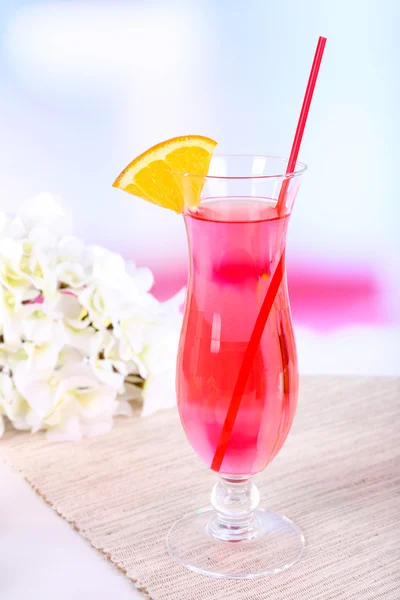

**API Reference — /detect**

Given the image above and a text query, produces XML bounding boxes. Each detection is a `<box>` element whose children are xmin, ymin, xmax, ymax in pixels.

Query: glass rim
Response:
<box><xmin>174</xmin><ymin>154</ymin><xmax>307</xmax><ymax>180</ymax></box>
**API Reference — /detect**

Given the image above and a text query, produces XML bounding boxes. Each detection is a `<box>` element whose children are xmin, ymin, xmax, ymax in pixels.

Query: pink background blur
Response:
<box><xmin>0</xmin><ymin>0</ymin><xmax>399</xmax><ymax>375</ymax></box>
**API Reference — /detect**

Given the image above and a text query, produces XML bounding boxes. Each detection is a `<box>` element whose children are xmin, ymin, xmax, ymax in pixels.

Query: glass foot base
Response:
<box><xmin>166</xmin><ymin>507</ymin><xmax>305</xmax><ymax>579</ymax></box>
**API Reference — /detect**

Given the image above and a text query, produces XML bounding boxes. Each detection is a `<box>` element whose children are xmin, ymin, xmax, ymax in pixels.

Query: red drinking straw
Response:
<box><xmin>211</xmin><ymin>36</ymin><xmax>327</xmax><ymax>473</ymax></box>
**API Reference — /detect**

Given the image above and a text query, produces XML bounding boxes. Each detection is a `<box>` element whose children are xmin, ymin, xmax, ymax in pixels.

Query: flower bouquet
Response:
<box><xmin>0</xmin><ymin>194</ymin><xmax>183</xmax><ymax>440</ymax></box>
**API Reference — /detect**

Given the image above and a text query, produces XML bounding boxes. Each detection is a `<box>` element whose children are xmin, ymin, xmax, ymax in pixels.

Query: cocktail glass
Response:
<box><xmin>167</xmin><ymin>155</ymin><xmax>306</xmax><ymax>578</ymax></box>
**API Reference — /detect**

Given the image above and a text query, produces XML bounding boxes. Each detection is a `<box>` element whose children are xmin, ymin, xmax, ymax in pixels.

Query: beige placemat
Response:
<box><xmin>1</xmin><ymin>377</ymin><xmax>400</xmax><ymax>599</ymax></box>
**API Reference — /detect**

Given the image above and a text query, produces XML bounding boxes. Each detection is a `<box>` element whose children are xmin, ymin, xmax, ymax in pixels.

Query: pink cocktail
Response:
<box><xmin>177</xmin><ymin>198</ymin><xmax>298</xmax><ymax>475</ymax></box>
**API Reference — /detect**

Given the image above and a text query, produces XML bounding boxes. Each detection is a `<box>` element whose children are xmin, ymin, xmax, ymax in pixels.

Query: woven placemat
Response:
<box><xmin>1</xmin><ymin>377</ymin><xmax>400</xmax><ymax>599</ymax></box>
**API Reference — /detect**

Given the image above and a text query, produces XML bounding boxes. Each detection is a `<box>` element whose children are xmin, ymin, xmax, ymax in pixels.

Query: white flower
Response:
<box><xmin>0</xmin><ymin>212</ymin><xmax>25</xmax><ymax>241</ymax></box>
<box><xmin>0</xmin><ymin>285</ymin><xmax>29</xmax><ymax>345</ymax></box>
<box><xmin>77</xmin><ymin>246</ymin><xmax>133</xmax><ymax>330</ymax></box>
<box><xmin>57</xmin><ymin>236</ymin><xmax>87</xmax><ymax>264</ymax></box>
<box><xmin>0</xmin><ymin>372</ymin><xmax>13</xmax><ymax>435</ymax></box>
<box><xmin>6</xmin><ymin>299</ymin><xmax>67</xmax><ymax>371</ymax></box>
<box><xmin>0</xmin><ymin>195</ymin><xmax>184</xmax><ymax>440</ymax></box>
<box><xmin>13</xmin><ymin>361</ymin><xmax>118</xmax><ymax>439</ymax></box>
<box><xmin>78</xmin><ymin>284</ymin><xmax>120</xmax><ymax>331</ymax></box>
<box><xmin>118</xmin><ymin>293</ymin><xmax>160</xmax><ymax>359</ymax></box>
<box><xmin>22</xmin><ymin>336</ymin><xmax>65</xmax><ymax>372</ymax></box>
<box><xmin>88</xmin><ymin>330</ymin><xmax>126</xmax><ymax>390</ymax></box>
<box><xmin>89</xmin><ymin>245</ymin><xmax>130</xmax><ymax>290</ymax></box>
<box><xmin>4</xmin><ymin>216</ymin><xmax>27</xmax><ymax>240</ymax></box>
<box><xmin>20</xmin><ymin>301</ymin><xmax>62</xmax><ymax>343</ymax></box>
<box><xmin>79</xmin><ymin>248</ymin><xmax>155</xmax><ymax>332</ymax></box>
<box><xmin>18</xmin><ymin>193</ymin><xmax>72</xmax><ymax>238</ymax></box>
<box><xmin>29</xmin><ymin>226</ymin><xmax>58</xmax><ymax>249</ymax></box>
<box><xmin>0</xmin><ymin>371</ymin><xmax>29</xmax><ymax>435</ymax></box>
<box><xmin>140</xmin><ymin>288</ymin><xmax>184</xmax><ymax>416</ymax></box>
<box><xmin>140</xmin><ymin>323</ymin><xmax>180</xmax><ymax>417</ymax></box>
<box><xmin>55</xmin><ymin>236</ymin><xmax>92</xmax><ymax>290</ymax></box>
<box><xmin>0</xmin><ymin>239</ymin><xmax>35</xmax><ymax>300</ymax></box>
<box><xmin>116</xmin><ymin>261</ymin><xmax>160</xmax><ymax>361</ymax></box>
<box><xmin>57</xmin><ymin>345</ymin><xmax>86</xmax><ymax>366</ymax></box>
<box><xmin>0</xmin><ymin>234</ymin><xmax>57</xmax><ymax>307</ymax></box>
<box><xmin>54</xmin><ymin>291</ymin><xmax>96</xmax><ymax>354</ymax></box>
<box><xmin>77</xmin><ymin>247</ymin><xmax>121</xmax><ymax>329</ymax></box>
<box><xmin>125</xmin><ymin>260</ymin><xmax>154</xmax><ymax>295</ymax></box>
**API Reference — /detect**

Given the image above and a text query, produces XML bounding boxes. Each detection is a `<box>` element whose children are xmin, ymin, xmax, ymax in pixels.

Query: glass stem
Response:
<box><xmin>208</xmin><ymin>475</ymin><xmax>261</xmax><ymax>542</ymax></box>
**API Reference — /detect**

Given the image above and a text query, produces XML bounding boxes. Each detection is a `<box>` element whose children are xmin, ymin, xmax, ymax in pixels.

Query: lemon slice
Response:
<box><xmin>112</xmin><ymin>135</ymin><xmax>217</xmax><ymax>213</ymax></box>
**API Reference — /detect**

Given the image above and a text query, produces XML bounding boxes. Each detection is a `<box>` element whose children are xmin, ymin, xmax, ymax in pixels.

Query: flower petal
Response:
<box><xmin>19</xmin><ymin>193</ymin><xmax>72</xmax><ymax>237</ymax></box>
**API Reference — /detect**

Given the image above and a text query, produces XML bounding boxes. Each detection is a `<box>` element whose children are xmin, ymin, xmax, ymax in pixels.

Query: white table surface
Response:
<box><xmin>0</xmin><ymin>460</ymin><xmax>140</xmax><ymax>600</ymax></box>
<box><xmin>2</xmin><ymin>326</ymin><xmax>399</xmax><ymax>599</ymax></box>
